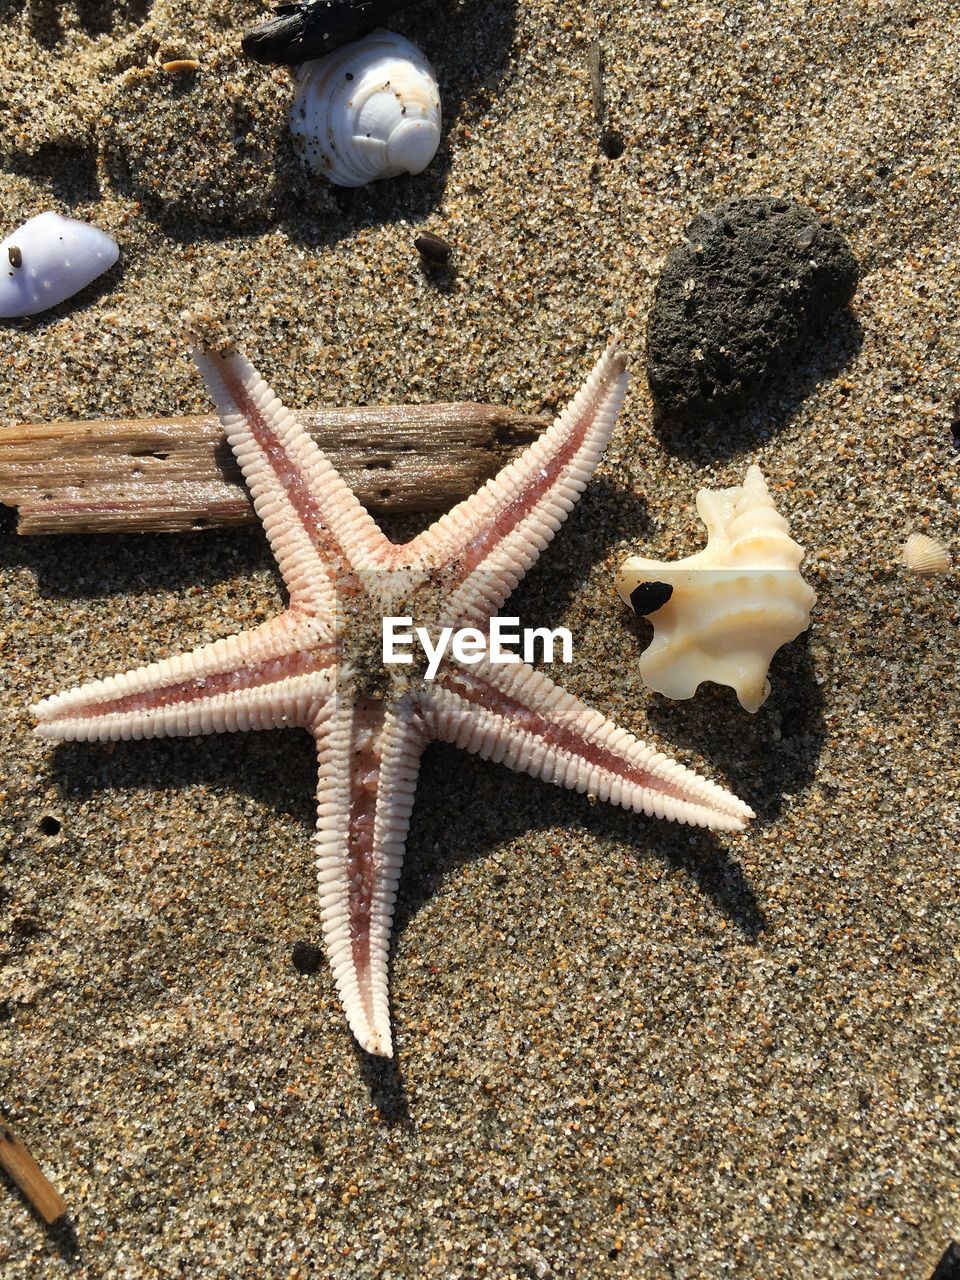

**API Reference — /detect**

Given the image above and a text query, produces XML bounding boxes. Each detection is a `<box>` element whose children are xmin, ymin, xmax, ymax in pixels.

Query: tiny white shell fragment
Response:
<box><xmin>0</xmin><ymin>212</ymin><xmax>119</xmax><ymax>318</ymax></box>
<box><xmin>617</xmin><ymin>465</ymin><xmax>817</xmax><ymax>713</ymax></box>
<box><xmin>903</xmin><ymin>532</ymin><xmax>951</xmax><ymax>575</ymax></box>
<box><xmin>290</xmin><ymin>29</ymin><xmax>442</xmax><ymax>188</ymax></box>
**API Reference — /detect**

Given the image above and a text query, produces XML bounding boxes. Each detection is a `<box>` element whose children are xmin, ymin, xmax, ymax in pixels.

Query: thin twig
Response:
<box><xmin>0</xmin><ymin>1118</ymin><xmax>67</xmax><ymax>1224</ymax></box>
<box><xmin>587</xmin><ymin>39</ymin><xmax>605</xmax><ymax>127</ymax></box>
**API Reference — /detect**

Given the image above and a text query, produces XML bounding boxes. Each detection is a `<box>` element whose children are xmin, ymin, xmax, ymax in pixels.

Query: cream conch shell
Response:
<box><xmin>289</xmin><ymin>30</ymin><xmax>442</xmax><ymax>188</ymax></box>
<box><xmin>616</xmin><ymin>465</ymin><xmax>816</xmax><ymax>713</ymax></box>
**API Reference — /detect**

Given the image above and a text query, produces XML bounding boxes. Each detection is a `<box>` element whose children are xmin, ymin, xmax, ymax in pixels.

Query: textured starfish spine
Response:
<box><xmin>33</xmin><ymin>335</ymin><xmax>753</xmax><ymax>1060</ymax></box>
<box><xmin>422</xmin><ymin>659</ymin><xmax>751</xmax><ymax>832</ymax></box>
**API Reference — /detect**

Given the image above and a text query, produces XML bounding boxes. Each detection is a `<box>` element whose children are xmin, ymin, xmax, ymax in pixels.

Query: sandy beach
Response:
<box><xmin>1</xmin><ymin>0</ymin><xmax>958</xmax><ymax>1275</ymax></box>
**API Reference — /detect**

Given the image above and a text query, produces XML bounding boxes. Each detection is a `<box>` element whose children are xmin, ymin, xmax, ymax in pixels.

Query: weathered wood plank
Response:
<box><xmin>0</xmin><ymin>403</ymin><xmax>547</xmax><ymax>535</ymax></box>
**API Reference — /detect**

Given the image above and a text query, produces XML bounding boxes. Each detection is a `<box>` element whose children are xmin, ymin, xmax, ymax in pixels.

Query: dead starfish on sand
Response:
<box><xmin>33</xmin><ymin>334</ymin><xmax>754</xmax><ymax>1058</ymax></box>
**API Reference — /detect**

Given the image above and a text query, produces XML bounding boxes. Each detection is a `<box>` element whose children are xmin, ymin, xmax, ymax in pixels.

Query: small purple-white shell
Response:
<box><xmin>0</xmin><ymin>212</ymin><xmax>119</xmax><ymax>318</ymax></box>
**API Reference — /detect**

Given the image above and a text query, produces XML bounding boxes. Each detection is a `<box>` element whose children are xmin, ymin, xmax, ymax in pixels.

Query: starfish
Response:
<box><xmin>33</xmin><ymin>334</ymin><xmax>754</xmax><ymax>1058</ymax></box>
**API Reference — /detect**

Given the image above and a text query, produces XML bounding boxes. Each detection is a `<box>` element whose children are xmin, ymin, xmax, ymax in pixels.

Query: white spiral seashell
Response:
<box><xmin>902</xmin><ymin>532</ymin><xmax>950</xmax><ymax>575</ymax></box>
<box><xmin>616</xmin><ymin>465</ymin><xmax>817</xmax><ymax>713</ymax></box>
<box><xmin>289</xmin><ymin>30</ymin><xmax>442</xmax><ymax>188</ymax></box>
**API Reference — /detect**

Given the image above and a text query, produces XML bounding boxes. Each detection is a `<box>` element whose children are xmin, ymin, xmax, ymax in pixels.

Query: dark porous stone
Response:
<box><xmin>646</xmin><ymin>196</ymin><xmax>859</xmax><ymax>421</ymax></box>
<box><xmin>930</xmin><ymin>1242</ymin><xmax>960</xmax><ymax>1280</ymax></box>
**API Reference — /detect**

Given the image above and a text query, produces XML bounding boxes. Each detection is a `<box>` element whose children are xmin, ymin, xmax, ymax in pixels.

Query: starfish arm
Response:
<box><xmin>188</xmin><ymin>336</ymin><xmax>394</xmax><ymax>608</ymax></box>
<box><xmin>399</xmin><ymin>339</ymin><xmax>630</xmax><ymax>626</ymax></box>
<box><xmin>32</xmin><ymin>614</ymin><xmax>337</xmax><ymax>742</ymax></box>
<box><xmin>313</xmin><ymin>693</ymin><xmax>427</xmax><ymax>1058</ymax></box>
<box><xmin>421</xmin><ymin>659</ymin><xmax>755</xmax><ymax>832</ymax></box>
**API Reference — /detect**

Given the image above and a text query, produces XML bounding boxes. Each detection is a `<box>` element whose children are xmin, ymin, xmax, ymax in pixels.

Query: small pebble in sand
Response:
<box><xmin>646</xmin><ymin>196</ymin><xmax>858</xmax><ymax>421</ymax></box>
<box><xmin>902</xmin><ymin>532</ymin><xmax>951</xmax><ymax>575</ymax></box>
<box><xmin>414</xmin><ymin>230</ymin><xmax>452</xmax><ymax>263</ymax></box>
<box><xmin>291</xmin><ymin>940</ymin><xmax>324</xmax><ymax>974</ymax></box>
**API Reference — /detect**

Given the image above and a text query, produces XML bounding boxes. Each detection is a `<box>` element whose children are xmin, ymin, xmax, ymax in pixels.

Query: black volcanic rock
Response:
<box><xmin>646</xmin><ymin>197</ymin><xmax>859</xmax><ymax>421</ymax></box>
<box><xmin>930</xmin><ymin>1242</ymin><xmax>960</xmax><ymax>1280</ymax></box>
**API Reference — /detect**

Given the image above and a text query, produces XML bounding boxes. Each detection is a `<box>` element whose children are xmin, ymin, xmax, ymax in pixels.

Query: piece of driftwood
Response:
<box><xmin>0</xmin><ymin>1118</ymin><xmax>67</xmax><ymax>1224</ymax></box>
<box><xmin>0</xmin><ymin>403</ymin><xmax>548</xmax><ymax>536</ymax></box>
